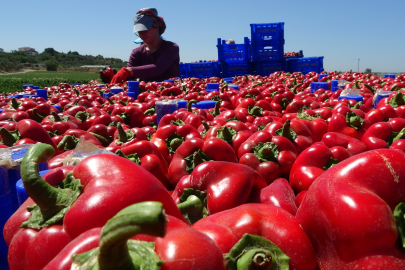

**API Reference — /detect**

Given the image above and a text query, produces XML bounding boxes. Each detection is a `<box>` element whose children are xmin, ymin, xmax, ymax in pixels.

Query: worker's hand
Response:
<box><xmin>110</xmin><ymin>67</ymin><xmax>132</xmax><ymax>84</ymax></box>
<box><xmin>99</xmin><ymin>67</ymin><xmax>116</xmax><ymax>84</ymax></box>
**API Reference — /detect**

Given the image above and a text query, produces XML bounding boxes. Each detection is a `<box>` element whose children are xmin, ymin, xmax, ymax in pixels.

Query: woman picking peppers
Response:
<box><xmin>100</xmin><ymin>7</ymin><xmax>180</xmax><ymax>84</ymax></box>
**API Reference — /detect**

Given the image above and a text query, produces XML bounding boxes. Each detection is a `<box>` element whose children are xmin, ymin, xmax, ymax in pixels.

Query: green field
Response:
<box><xmin>0</xmin><ymin>71</ymin><xmax>100</xmax><ymax>94</ymax></box>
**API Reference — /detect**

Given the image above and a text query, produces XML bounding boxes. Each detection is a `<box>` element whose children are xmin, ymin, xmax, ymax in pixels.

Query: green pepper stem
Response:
<box><xmin>188</xmin><ymin>99</ymin><xmax>198</xmax><ymax>112</ymax></box>
<box><xmin>98</xmin><ymin>202</ymin><xmax>166</xmax><ymax>270</ymax></box>
<box><xmin>57</xmin><ymin>135</ymin><xmax>79</xmax><ymax>150</ymax></box>
<box><xmin>281</xmin><ymin>120</ymin><xmax>293</xmax><ymax>141</ymax></box>
<box><xmin>51</xmin><ymin>111</ymin><xmax>61</xmax><ymax>122</ymax></box>
<box><xmin>0</xmin><ymin>127</ymin><xmax>17</xmax><ymax>146</ymax></box>
<box><xmin>21</xmin><ymin>143</ymin><xmax>74</xmax><ymax>221</ymax></box>
<box><xmin>32</xmin><ymin>108</ymin><xmax>44</xmax><ymax>123</ymax></box>
<box><xmin>177</xmin><ymin>195</ymin><xmax>204</xmax><ymax>219</ymax></box>
<box><xmin>117</xmin><ymin>123</ymin><xmax>128</xmax><ymax>143</ymax></box>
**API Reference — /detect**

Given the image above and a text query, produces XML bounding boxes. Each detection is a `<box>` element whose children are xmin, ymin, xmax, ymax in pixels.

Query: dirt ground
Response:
<box><xmin>0</xmin><ymin>69</ymin><xmax>38</xmax><ymax>75</ymax></box>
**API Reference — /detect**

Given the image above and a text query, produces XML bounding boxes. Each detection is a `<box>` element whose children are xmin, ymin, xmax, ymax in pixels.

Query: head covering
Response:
<box><xmin>226</xmin><ymin>39</ymin><xmax>235</xmax><ymax>44</ymax></box>
<box><xmin>133</xmin><ymin>8</ymin><xmax>166</xmax><ymax>35</ymax></box>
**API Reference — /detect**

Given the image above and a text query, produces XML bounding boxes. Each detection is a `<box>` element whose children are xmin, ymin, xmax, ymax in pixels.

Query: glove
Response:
<box><xmin>110</xmin><ymin>67</ymin><xmax>132</xmax><ymax>84</ymax></box>
<box><xmin>99</xmin><ymin>67</ymin><xmax>116</xmax><ymax>83</ymax></box>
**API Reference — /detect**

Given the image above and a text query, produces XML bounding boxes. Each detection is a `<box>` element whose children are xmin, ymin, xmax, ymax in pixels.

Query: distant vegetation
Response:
<box><xmin>0</xmin><ymin>48</ymin><xmax>126</xmax><ymax>72</ymax></box>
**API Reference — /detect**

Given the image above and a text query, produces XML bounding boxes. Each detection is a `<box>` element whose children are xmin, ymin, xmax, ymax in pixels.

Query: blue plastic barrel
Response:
<box><xmin>16</xmin><ymin>169</ymin><xmax>51</xmax><ymax>206</ymax></box>
<box><xmin>310</xmin><ymin>82</ymin><xmax>329</xmax><ymax>93</ymax></box>
<box><xmin>7</xmin><ymin>150</ymin><xmax>48</xmax><ymax>212</ymax></box>
<box><xmin>155</xmin><ymin>100</ymin><xmax>178</xmax><ymax>125</ymax></box>
<box><xmin>338</xmin><ymin>95</ymin><xmax>363</xmax><ymax>103</ymax></box>
<box><xmin>331</xmin><ymin>80</ymin><xmax>339</xmax><ymax>92</ymax></box>
<box><xmin>193</xmin><ymin>101</ymin><xmax>217</xmax><ymax>109</ymax></box>
<box><xmin>127</xmin><ymin>81</ymin><xmax>140</xmax><ymax>99</ymax></box>
<box><xmin>206</xmin><ymin>83</ymin><xmax>220</xmax><ymax>93</ymax></box>
<box><xmin>110</xmin><ymin>87</ymin><xmax>123</xmax><ymax>95</ymax></box>
<box><xmin>53</xmin><ymin>105</ymin><xmax>61</xmax><ymax>112</ymax></box>
<box><xmin>374</xmin><ymin>91</ymin><xmax>392</xmax><ymax>109</ymax></box>
<box><xmin>177</xmin><ymin>100</ymin><xmax>188</xmax><ymax>109</ymax></box>
<box><xmin>36</xmin><ymin>89</ymin><xmax>48</xmax><ymax>100</ymax></box>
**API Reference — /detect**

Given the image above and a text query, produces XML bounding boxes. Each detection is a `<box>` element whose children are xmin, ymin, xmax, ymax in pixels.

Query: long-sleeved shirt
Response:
<box><xmin>127</xmin><ymin>40</ymin><xmax>180</xmax><ymax>82</ymax></box>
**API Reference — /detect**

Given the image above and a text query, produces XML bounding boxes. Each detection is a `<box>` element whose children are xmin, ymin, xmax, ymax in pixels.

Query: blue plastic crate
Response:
<box><xmin>251</xmin><ymin>41</ymin><xmax>284</xmax><ymax>61</ymax></box>
<box><xmin>250</xmin><ymin>23</ymin><xmax>284</xmax><ymax>44</ymax></box>
<box><xmin>217</xmin><ymin>37</ymin><xmax>251</xmax><ymax>62</ymax></box>
<box><xmin>186</xmin><ymin>62</ymin><xmax>221</xmax><ymax>78</ymax></box>
<box><xmin>286</xmin><ymin>57</ymin><xmax>324</xmax><ymax>74</ymax></box>
<box><xmin>253</xmin><ymin>60</ymin><xmax>287</xmax><ymax>76</ymax></box>
<box><xmin>179</xmin><ymin>63</ymin><xmax>187</xmax><ymax>78</ymax></box>
<box><xmin>221</xmin><ymin>61</ymin><xmax>253</xmax><ymax>78</ymax></box>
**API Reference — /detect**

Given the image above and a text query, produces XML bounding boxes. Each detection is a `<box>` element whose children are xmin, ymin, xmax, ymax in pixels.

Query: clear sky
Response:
<box><xmin>1</xmin><ymin>0</ymin><xmax>404</xmax><ymax>73</ymax></box>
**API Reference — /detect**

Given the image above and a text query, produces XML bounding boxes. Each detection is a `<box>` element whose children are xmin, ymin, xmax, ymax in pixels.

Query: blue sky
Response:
<box><xmin>1</xmin><ymin>0</ymin><xmax>404</xmax><ymax>73</ymax></box>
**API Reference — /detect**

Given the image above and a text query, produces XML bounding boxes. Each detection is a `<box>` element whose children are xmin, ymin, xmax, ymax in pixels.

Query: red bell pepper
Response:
<box><xmin>108</xmin><ymin>122</ymin><xmax>148</xmax><ymax>148</ymax></box>
<box><xmin>0</xmin><ymin>110</ymin><xmax>29</xmax><ymax>122</ymax></box>
<box><xmin>238</xmin><ymin>130</ymin><xmax>297</xmax><ymax>184</ymax></box>
<box><xmin>172</xmin><ymin>161</ymin><xmax>267</xmax><ymax>224</ymax></box>
<box><xmin>44</xmin><ymin>202</ymin><xmax>226</xmax><ymax>270</ymax></box>
<box><xmin>204</xmin><ymin>120</ymin><xmax>253</xmax><ymax>153</ymax></box>
<box><xmin>168</xmin><ymin>137</ymin><xmax>238</xmax><ymax>187</ymax></box>
<box><xmin>289</xmin><ymin>142</ymin><xmax>356</xmax><ymax>194</ymax></box>
<box><xmin>327</xmin><ymin>111</ymin><xmax>370</xmax><ymax>140</ymax></box>
<box><xmin>321</xmin><ymin>131</ymin><xmax>368</xmax><ymax>156</ymax></box>
<box><xmin>4</xmin><ymin>143</ymin><xmax>187</xmax><ymax>270</ymax></box>
<box><xmin>111</xmin><ymin>105</ymin><xmax>145</xmax><ymax>128</ymax></box>
<box><xmin>264</xmin><ymin>119</ymin><xmax>314</xmax><ymax>154</ymax></box>
<box><xmin>361</xmin><ymin>117</ymin><xmax>405</xmax><ymax>150</ymax></box>
<box><xmin>296</xmin><ymin>149</ymin><xmax>405</xmax><ymax>269</ymax></box>
<box><xmin>365</xmin><ymin>103</ymin><xmax>397</xmax><ymax>125</ymax></box>
<box><xmin>150</xmin><ymin>124</ymin><xmax>202</xmax><ymax>163</ymax></box>
<box><xmin>0</xmin><ymin>119</ymin><xmax>57</xmax><ymax>149</ymax></box>
<box><xmin>249</xmin><ymin>178</ymin><xmax>298</xmax><ymax>215</ymax></box>
<box><xmin>193</xmin><ymin>203</ymin><xmax>317</xmax><ymax>270</ymax></box>
<box><xmin>115</xmin><ymin>140</ymin><xmax>171</xmax><ymax>189</ymax></box>
<box><xmin>57</xmin><ymin>129</ymin><xmax>101</xmax><ymax>151</ymax></box>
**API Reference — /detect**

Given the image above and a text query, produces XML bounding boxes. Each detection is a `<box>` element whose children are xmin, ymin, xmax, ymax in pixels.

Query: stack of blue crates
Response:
<box><xmin>184</xmin><ymin>61</ymin><xmax>221</xmax><ymax>78</ymax></box>
<box><xmin>250</xmin><ymin>23</ymin><xmax>287</xmax><ymax>76</ymax></box>
<box><xmin>217</xmin><ymin>37</ymin><xmax>252</xmax><ymax>78</ymax></box>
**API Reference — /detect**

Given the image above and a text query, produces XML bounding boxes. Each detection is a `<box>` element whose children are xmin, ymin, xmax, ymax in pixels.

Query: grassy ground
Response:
<box><xmin>0</xmin><ymin>71</ymin><xmax>100</xmax><ymax>94</ymax></box>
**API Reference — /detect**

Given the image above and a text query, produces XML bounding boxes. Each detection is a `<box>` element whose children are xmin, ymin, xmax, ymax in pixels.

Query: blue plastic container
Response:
<box><xmin>311</xmin><ymin>82</ymin><xmax>329</xmax><ymax>93</ymax></box>
<box><xmin>186</xmin><ymin>62</ymin><xmax>221</xmax><ymax>78</ymax></box>
<box><xmin>319</xmin><ymin>74</ymin><xmax>328</xmax><ymax>80</ymax></box>
<box><xmin>180</xmin><ymin>63</ymin><xmax>187</xmax><ymax>78</ymax></box>
<box><xmin>0</xmin><ymin>109</ymin><xmax>4</xmax><ymax>113</ymax></box>
<box><xmin>217</xmin><ymin>37</ymin><xmax>251</xmax><ymax>62</ymax></box>
<box><xmin>206</xmin><ymin>83</ymin><xmax>219</xmax><ymax>92</ymax></box>
<box><xmin>53</xmin><ymin>105</ymin><xmax>61</xmax><ymax>112</ymax></box>
<box><xmin>23</xmin><ymin>94</ymin><xmax>38</xmax><ymax>98</ymax></box>
<box><xmin>128</xmin><ymin>81</ymin><xmax>140</xmax><ymax>100</ymax></box>
<box><xmin>7</xmin><ymin>150</ymin><xmax>48</xmax><ymax>212</ymax></box>
<box><xmin>0</xmin><ymin>192</ymin><xmax>13</xmax><ymax>270</ymax></box>
<box><xmin>155</xmin><ymin>100</ymin><xmax>178</xmax><ymax>125</ymax></box>
<box><xmin>287</xmin><ymin>57</ymin><xmax>324</xmax><ymax>74</ymax></box>
<box><xmin>374</xmin><ymin>91</ymin><xmax>392</xmax><ymax>109</ymax></box>
<box><xmin>250</xmin><ymin>23</ymin><xmax>284</xmax><ymax>44</ymax></box>
<box><xmin>103</xmin><ymin>93</ymin><xmax>112</xmax><ymax>99</ymax></box>
<box><xmin>16</xmin><ymin>170</ymin><xmax>51</xmax><ymax>206</ymax></box>
<box><xmin>32</xmin><ymin>86</ymin><xmax>39</xmax><ymax>90</ymax></box>
<box><xmin>36</xmin><ymin>89</ymin><xmax>48</xmax><ymax>100</ymax></box>
<box><xmin>223</xmin><ymin>77</ymin><xmax>234</xmax><ymax>84</ymax></box>
<box><xmin>331</xmin><ymin>80</ymin><xmax>339</xmax><ymax>92</ymax></box>
<box><xmin>98</xmin><ymin>84</ymin><xmax>105</xmax><ymax>87</ymax></box>
<box><xmin>72</xmin><ymin>83</ymin><xmax>81</xmax><ymax>86</ymax></box>
<box><xmin>222</xmin><ymin>61</ymin><xmax>253</xmax><ymax>78</ymax></box>
<box><xmin>384</xmin><ymin>74</ymin><xmax>396</xmax><ymax>79</ymax></box>
<box><xmin>193</xmin><ymin>101</ymin><xmax>217</xmax><ymax>109</ymax></box>
<box><xmin>254</xmin><ymin>60</ymin><xmax>286</xmax><ymax>76</ymax></box>
<box><xmin>22</xmin><ymin>84</ymin><xmax>34</xmax><ymax>89</ymax></box>
<box><xmin>111</xmin><ymin>87</ymin><xmax>123</xmax><ymax>95</ymax></box>
<box><xmin>177</xmin><ymin>100</ymin><xmax>188</xmax><ymax>109</ymax></box>
<box><xmin>338</xmin><ymin>95</ymin><xmax>363</xmax><ymax>103</ymax></box>
<box><xmin>164</xmin><ymin>80</ymin><xmax>175</xmax><ymax>84</ymax></box>
<box><xmin>228</xmin><ymin>84</ymin><xmax>239</xmax><ymax>90</ymax></box>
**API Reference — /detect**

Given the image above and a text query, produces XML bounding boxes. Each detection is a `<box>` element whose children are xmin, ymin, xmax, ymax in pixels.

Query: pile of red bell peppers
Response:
<box><xmin>2</xmin><ymin>70</ymin><xmax>405</xmax><ymax>269</ymax></box>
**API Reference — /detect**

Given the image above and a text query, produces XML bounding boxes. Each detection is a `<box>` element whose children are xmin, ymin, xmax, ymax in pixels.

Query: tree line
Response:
<box><xmin>0</xmin><ymin>48</ymin><xmax>126</xmax><ymax>72</ymax></box>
